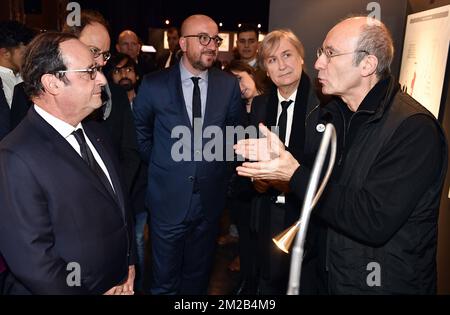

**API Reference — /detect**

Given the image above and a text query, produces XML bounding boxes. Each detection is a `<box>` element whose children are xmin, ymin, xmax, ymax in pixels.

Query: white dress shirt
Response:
<box><xmin>34</xmin><ymin>104</ymin><xmax>115</xmax><ymax>191</ymax></box>
<box><xmin>165</xmin><ymin>51</ymin><xmax>173</xmax><ymax>68</ymax></box>
<box><xmin>276</xmin><ymin>88</ymin><xmax>297</xmax><ymax>147</ymax></box>
<box><xmin>0</xmin><ymin>66</ymin><xmax>23</xmax><ymax>108</ymax></box>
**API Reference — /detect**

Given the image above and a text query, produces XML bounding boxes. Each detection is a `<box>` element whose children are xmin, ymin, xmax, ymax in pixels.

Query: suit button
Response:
<box><xmin>188</xmin><ymin>176</ymin><xmax>194</xmax><ymax>182</ymax></box>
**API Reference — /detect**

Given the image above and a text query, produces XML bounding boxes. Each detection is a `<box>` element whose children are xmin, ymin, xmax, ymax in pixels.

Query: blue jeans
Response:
<box><xmin>134</xmin><ymin>210</ymin><xmax>148</xmax><ymax>292</ymax></box>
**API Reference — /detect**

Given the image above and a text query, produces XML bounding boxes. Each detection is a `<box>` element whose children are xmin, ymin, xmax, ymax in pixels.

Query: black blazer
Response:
<box><xmin>10</xmin><ymin>82</ymin><xmax>32</xmax><ymax>131</ymax></box>
<box><xmin>10</xmin><ymin>82</ymin><xmax>145</xmax><ymax>215</ymax></box>
<box><xmin>0</xmin><ymin>108</ymin><xmax>134</xmax><ymax>294</ymax></box>
<box><xmin>250</xmin><ymin>72</ymin><xmax>322</xmax><ymax>223</ymax></box>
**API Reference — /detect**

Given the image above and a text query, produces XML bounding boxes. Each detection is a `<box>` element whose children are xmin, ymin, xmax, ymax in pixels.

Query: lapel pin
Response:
<box><xmin>316</xmin><ymin>124</ymin><xmax>326</xmax><ymax>133</ymax></box>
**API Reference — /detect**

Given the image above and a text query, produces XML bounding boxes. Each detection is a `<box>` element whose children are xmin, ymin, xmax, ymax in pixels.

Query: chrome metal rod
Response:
<box><xmin>287</xmin><ymin>123</ymin><xmax>337</xmax><ymax>295</ymax></box>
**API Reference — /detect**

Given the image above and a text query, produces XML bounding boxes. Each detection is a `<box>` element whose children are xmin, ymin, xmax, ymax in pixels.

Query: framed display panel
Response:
<box><xmin>399</xmin><ymin>5</ymin><xmax>450</xmax><ymax>120</ymax></box>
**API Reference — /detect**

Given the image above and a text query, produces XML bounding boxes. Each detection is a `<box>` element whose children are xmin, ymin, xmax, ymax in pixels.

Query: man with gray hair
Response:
<box><xmin>235</xmin><ymin>17</ymin><xmax>447</xmax><ymax>294</ymax></box>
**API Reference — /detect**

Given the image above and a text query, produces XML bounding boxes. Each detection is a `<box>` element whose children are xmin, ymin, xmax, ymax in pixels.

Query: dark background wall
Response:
<box><xmin>268</xmin><ymin>0</ymin><xmax>408</xmax><ymax>79</ymax></box>
<box><xmin>75</xmin><ymin>0</ymin><xmax>270</xmax><ymax>47</ymax></box>
<box><xmin>269</xmin><ymin>0</ymin><xmax>450</xmax><ymax>294</ymax></box>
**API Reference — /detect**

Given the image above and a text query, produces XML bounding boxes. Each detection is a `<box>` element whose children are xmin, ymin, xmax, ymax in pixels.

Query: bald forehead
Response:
<box><xmin>118</xmin><ymin>31</ymin><xmax>139</xmax><ymax>42</ymax></box>
<box><xmin>325</xmin><ymin>18</ymin><xmax>364</xmax><ymax>49</ymax></box>
<box><xmin>181</xmin><ymin>15</ymin><xmax>218</xmax><ymax>36</ymax></box>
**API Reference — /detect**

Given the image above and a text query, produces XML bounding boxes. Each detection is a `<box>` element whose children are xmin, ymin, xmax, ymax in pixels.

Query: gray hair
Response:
<box><xmin>353</xmin><ymin>19</ymin><xmax>394</xmax><ymax>78</ymax></box>
<box><xmin>258</xmin><ymin>29</ymin><xmax>305</xmax><ymax>72</ymax></box>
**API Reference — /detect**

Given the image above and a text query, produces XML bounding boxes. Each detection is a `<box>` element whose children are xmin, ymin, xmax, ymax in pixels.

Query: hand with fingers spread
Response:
<box><xmin>234</xmin><ymin>123</ymin><xmax>300</xmax><ymax>182</ymax></box>
<box><xmin>234</xmin><ymin>123</ymin><xmax>285</xmax><ymax>161</ymax></box>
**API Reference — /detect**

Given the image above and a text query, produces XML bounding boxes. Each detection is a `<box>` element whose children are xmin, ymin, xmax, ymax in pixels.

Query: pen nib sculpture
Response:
<box><xmin>272</xmin><ymin>123</ymin><xmax>337</xmax><ymax>295</ymax></box>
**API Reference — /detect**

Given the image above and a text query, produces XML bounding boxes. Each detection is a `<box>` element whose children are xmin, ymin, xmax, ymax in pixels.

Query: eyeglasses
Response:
<box><xmin>55</xmin><ymin>65</ymin><xmax>101</xmax><ymax>80</ymax></box>
<box><xmin>317</xmin><ymin>47</ymin><xmax>369</xmax><ymax>62</ymax></box>
<box><xmin>89</xmin><ymin>47</ymin><xmax>111</xmax><ymax>62</ymax></box>
<box><xmin>184</xmin><ymin>33</ymin><xmax>223</xmax><ymax>47</ymax></box>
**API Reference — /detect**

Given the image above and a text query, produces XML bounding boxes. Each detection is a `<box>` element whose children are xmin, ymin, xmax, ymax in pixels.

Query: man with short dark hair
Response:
<box><xmin>0</xmin><ymin>32</ymin><xmax>135</xmax><ymax>295</ymax></box>
<box><xmin>235</xmin><ymin>17</ymin><xmax>448</xmax><ymax>294</ymax></box>
<box><xmin>157</xmin><ymin>26</ymin><xmax>181</xmax><ymax>69</ymax></box>
<box><xmin>0</xmin><ymin>20</ymin><xmax>34</xmax><ymax>140</ymax></box>
<box><xmin>109</xmin><ymin>53</ymin><xmax>139</xmax><ymax>105</ymax></box>
<box><xmin>236</xmin><ymin>24</ymin><xmax>259</xmax><ymax>67</ymax></box>
<box><xmin>107</xmin><ymin>52</ymin><xmax>149</xmax><ymax>293</ymax></box>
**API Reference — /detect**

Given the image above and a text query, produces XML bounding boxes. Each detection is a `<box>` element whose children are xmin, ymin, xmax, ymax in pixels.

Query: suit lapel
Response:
<box><xmin>28</xmin><ymin>109</ymin><xmax>124</xmax><ymax>217</ymax></box>
<box><xmin>203</xmin><ymin>68</ymin><xmax>216</xmax><ymax>127</ymax></box>
<box><xmin>265</xmin><ymin>87</ymin><xmax>279</xmax><ymax>128</ymax></box>
<box><xmin>168</xmin><ymin>65</ymin><xmax>192</xmax><ymax>128</ymax></box>
<box><xmin>83</xmin><ymin>124</ymin><xmax>125</xmax><ymax>216</ymax></box>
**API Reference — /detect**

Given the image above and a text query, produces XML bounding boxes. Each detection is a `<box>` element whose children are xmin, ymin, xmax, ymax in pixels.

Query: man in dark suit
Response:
<box><xmin>0</xmin><ymin>20</ymin><xmax>34</xmax><ymax>140</ymax></box>
<box><xmin>248</xmin><ymin>30</ymin><xmax>325</xmax><ymax>294</ymax></box>
<box><xmin>133</xmin><ymin>14</ymin><xmax>242</xmax><ymax>294</ymax></box>
<box><xmin>157</xmin><ymin>26</ymin><xmax>181</xmax><ymax>70</ymax></box>
<box><xmin>63</xmin><ymin>11</ymin><xmax>146</xmax><ymax>289</ymax></box>
<box><xmin>0</xmin><ymin>32</ymin><xmax>135</xmax><ymax>295</ymax></box>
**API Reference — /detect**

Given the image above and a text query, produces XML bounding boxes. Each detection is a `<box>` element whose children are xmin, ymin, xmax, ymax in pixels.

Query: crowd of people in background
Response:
<box><xmin>0</xmin><ymin>8</ymin><xmax>447</xmax><ymax>295</ymax></box>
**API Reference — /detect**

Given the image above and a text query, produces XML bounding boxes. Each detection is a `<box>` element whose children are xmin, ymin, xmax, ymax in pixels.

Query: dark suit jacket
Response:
<box><xmin>0</xmin><ymin>78</ymin><xmax>11</xmax><ymax>141</ymax></box>
<box><xmin>0</xmin><ymin>108</ymin><xmax>134</xmax><ymax>294</ymax></box>
<box><xmin>100</xmin><ymin>83</ymin><xmax>143</xmax><ymax>208</ymax></box>
<box><xmin>10</xmin><ymin>82</ymin><xmax>32</xmax><ymax>131</ymax></box>
<box><xmin>250</xmin><ymin>72</ymin><xmax>330</xmax><ymax>289</ymax></box>
<box><xmin>133</xmin><ymin>63</ymin><xmax>242</xmax><ymax>224</ymax></box>
<box><xmin>156</xmin><ymin>49</ymin><xmax>181</xmax><ymax>70</ymax></box>
<box><xmin>10</xmin><ymin>82</ymin><xmax>145</xmax><ymax>215</ymax></box>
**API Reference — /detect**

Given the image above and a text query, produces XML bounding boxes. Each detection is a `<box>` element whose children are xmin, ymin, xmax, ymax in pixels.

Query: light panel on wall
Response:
<box><xmin>163</xmin><ymin>31</ymin><xmax>169</xmax><ymax>50</ymax></box>
<box><xmin>218</xmin><ymin>33</ymin><xmax>230</xmax><ymax>52</ymax></box>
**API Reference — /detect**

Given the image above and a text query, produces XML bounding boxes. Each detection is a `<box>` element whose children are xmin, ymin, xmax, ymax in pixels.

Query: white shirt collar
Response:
<box><xmin>0</xmin><ymin>66</ymin><xmax>21</xmax><ymax>80</ymax></box>
<box><xmin>34</xmin><ymin>104</ymin><xmax>82</xmax><ymax>139</ymax></box>
<box><xmin>277</xmin><ymin>88</ymin><xmax>297</xmax><ymax>104</ymax></box>
<box><xmin>179</xmin><ymin>57</ymin><xmax>208</xmax><ymax>83</ymax></box>
<box><xmin>248</xmin><ymin>58</ymin><xmax>257</xmax><ymax>68</ymax></box>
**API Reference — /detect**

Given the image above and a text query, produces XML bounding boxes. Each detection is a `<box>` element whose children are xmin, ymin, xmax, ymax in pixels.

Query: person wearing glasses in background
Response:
<box><xmin>116</xmin><ymin>30</ymin><xmax>157</xmax><ymax>83</ymax></box>
<box><xmin>63</xmin><ymin>10</ymin><xmax>144</xmax><ymax>293</ymax></box>
<box><xmin>108</xmin><ymin>52</ymin><xmax>149</xmax><ymax>294</ymax></box>
<box><xmin>133</xmin><ymin>14</ymin><xmax>242</xmax><ymax>294</ymax></box>
<box><xmin>109</xmin><ymin>53</ymin><xmax>139</xmax><ymax>106</ymax></box>
<box><xmin>0</xmin><ymin>32</ymin><xmax>135</xmax><ymax>294</ymax></box>
<box><xmin>235</xmin><ymin>17</ymin><xmax>447</xmax><ymax>294</ymax></box>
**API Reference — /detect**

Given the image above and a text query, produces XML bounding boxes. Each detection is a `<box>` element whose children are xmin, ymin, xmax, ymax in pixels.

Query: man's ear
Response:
<box><xmin>41</xmin><ymin>73</ymin><xmax>63</xmax><ymax>95</ymax></box>
<box><xmin>179</xmin><ymin>37</ymin><xmax>187</xmax><ymax>52</ymax></box>
<box><xmin>361</xmin><ymin>54</ymin><xmax>378</xmax><ymax>77</ymax></box>
<box><xmin>115</xmin><ymin>43</ymin><xmax>121</xmax><ymax>53</ymax></box>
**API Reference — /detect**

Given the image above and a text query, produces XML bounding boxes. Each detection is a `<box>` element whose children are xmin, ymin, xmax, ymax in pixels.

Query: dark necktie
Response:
<box><xmin>278</xmin><ymin>100</ymin><xmax>293</xmax><ymax>144</ymax></box>
<box><xmin>191</xmin><ymin>77</ymin><xmax>201</xmax><ymax>122</ymax></box>
<box><xmin>169</xmin><ymin>51</ymin><xmax>176</xmax><ymax>66</ymax></box>
<box><xmin>0</xmin><ymin>78</ymin><xmax>11</xmax><ymax>140</ymax></box>
<box><xmin>72</xmin><ymin>128</ymin><xmax>116</xmax><ymax>198</ymax></box>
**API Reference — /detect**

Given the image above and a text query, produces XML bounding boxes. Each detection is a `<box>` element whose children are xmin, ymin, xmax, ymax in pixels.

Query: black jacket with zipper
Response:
<box><xmin>290</xmin><ymin>76</ymin><xmax>448</xmax><ymax>294</ymax></box>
